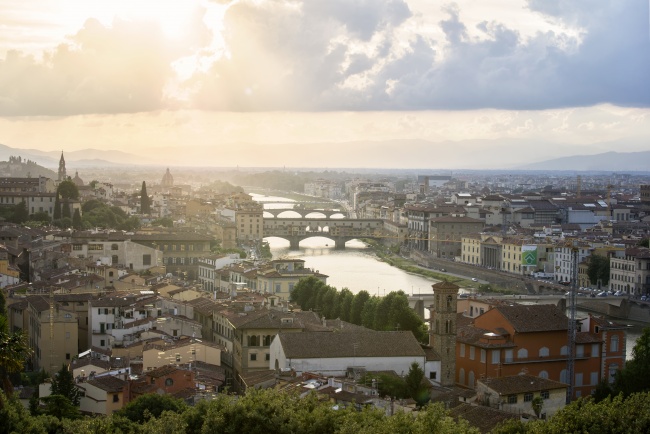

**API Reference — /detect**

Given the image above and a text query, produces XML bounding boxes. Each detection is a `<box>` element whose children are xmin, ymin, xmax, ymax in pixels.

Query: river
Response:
<box><xmin>252</xmin><ymin>192</ymin><xmax>646</xmax><ymax>359</ymax></box>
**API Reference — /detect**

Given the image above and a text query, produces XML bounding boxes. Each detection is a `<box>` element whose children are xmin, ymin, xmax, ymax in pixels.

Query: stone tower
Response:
<box><xmin>58</xmin><ymin>151</ymin><xmax>67</xmax><ymax>182</ymax></box>
<box><xmin>428</xmin><ymin>280</ymin><xmax>459</xmax><ymax>387</ymax></box>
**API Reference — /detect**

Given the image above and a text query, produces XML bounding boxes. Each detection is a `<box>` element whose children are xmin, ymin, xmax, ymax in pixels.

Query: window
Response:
<box><xmin>539</xmin><ymin>370</ymin><xmax>549</xmax><ymax>379</ymax></box>
<box><xmin>165</xmin><ymin>378</ymin><xmax>174</xmax><ymax>387</ymax></box>
<box><xmin>507</xmin><ymin>395</ymin><xmax>517</xmax><ymax>404</ymax></box>
<box><xmin>517</xmin><ymin>348</ymin><xmax>528</xmax><ymax>359</ymax></box>
<box><xmin>505</xmin><ymin>349</ymin><xmax>513</xmax><ymax>363</ymax></box>
<box><xmin>100</xmin><ymin>339</ymin><xmax>105</xmax><ymax>346</ymax></box>
<box><xmin>576</xmin><ymin>345</ymin><xmax>584</xmax><ymax>357</ymax></box>
<box><xmin>250</xmin><ymin>353</ymin><xmax>257</xmax><ymax>361</ymax></box>
<box><xmin>111</xmin><ymin>244</ymin><xmax>119</xmax><ymax>250</ymax></box>
<box><xmin>275</xmin><ymin>283</ymin><xmax>281</xmax><ymax>293</ymax></box>
<box><xmin>480</xmin><ymin>349</ymin><xmax>486</xmax><ymax>363</ymax></box>
<box><xmin>460</xmin><ymin>343</ymin><xmax>465</xmax><ymax>358</ymax></box>
<box><xmin>591</xmin><ymin>372</ymin><xmax>598</xmax><ymax>386</ymax></box>
<box><xmin>88</xmin><ymin>244</ymin><xmax>103</xmax><ymax>251</ymax></box>
<box><xmin>429</xmin><ymin>372</ymin><xmax>437</xmax><ymax>380</ymax></box>
<box><xmin>265</xmin><ymin>353</ymin><xmax>270</xmax><ymax>361</ymax></box>
<box><xmin>113</xmin><ymin>394</ymin><xmax>119</xmax><ymax>403</ymax></box>
<box><xmin>66</xmin><ymin>353</ymin><xmax>70</xmax><ymax>360</ymax></box>
<box><xmin>524</xmin><ymin>392</ymin><xmax>533</xmax><ymax>402</ymax></box>
<box><xmin>65</xmin><ymin>332</ymin><xmax>70</xmax><ymax>339</ymax></box>
<box><xmin>175</xmin><ymin>353</ymin><xmax>181</xmax><ymax>362</ymax></box>
<box><xmin>541</xmin><ymin>390</ymin><xmax>550</xmax><ymax>399</ymax></box>
<box><xmin>575</xmin><ymin>373</ymin><xmax>583</xmax><ymax>387</ymax></box>
<box><xmin>469</xmin><ymin>346</ymin><xmax>475</xmax><ymax>360</ymax></box>
<box><xmin>539</xmin><ymin>347</ymin><xmax>549</xmax><ymax>358</ymax></box>
<box><xmin>143</xmin><ymin>254</ymin><xmax>151</xmax><ymax>266</ymax></box>
<box><xmin>611</xmin><ymin>335</ymin><xmax>619</xmax><ymax>352</ymax></box>
<box><xmin>592</xmin><ymin>343</ymin><xmax>599</xmax><ymax>357</ymax></box>
<box><xmin>73</xmin><ymin>244</ymin><xmax>83</xmax><ymax>251</ymax></box>
<box><xmin>491</xmin><ymin>350</ymin><xmax>500</xmax><ymax>364</ymax></box>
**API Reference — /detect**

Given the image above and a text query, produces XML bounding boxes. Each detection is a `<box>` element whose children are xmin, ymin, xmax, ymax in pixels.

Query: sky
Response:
<box><xmin>0</xmin><ymin>0</ymin><xmax>648</xmax><ymax>169</ymax></box>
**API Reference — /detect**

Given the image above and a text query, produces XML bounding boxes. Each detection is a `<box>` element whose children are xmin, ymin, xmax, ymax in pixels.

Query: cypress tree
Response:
<box><xmin>53</xmin><ymin>194</ymin><xmax>61</xmax><ymax>220</ymax></box>
<box><xmin>72</xmin><ymin>208</ymin><xmax>82</xmax><ymax>229</ymax></box>
<box><xmin>140</xmin><ymin>181</ymin><xmax>150</xmax><ymax>214</ymax></box>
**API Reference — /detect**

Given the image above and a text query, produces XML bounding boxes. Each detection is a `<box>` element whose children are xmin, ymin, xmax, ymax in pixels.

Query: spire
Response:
<box><xmin>58</xmin><ymin>151</ymin><xmax>67</xmax><ymax>182</ymax></box>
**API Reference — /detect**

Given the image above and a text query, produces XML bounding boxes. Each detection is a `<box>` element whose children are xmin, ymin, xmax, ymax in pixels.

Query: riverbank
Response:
<box><xmin>363</xmin><ymin>239</ymin><xmax>517</xmax><ymax>295</ymax></box>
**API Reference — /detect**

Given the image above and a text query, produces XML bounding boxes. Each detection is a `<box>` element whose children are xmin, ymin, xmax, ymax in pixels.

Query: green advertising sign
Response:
<box><xmin>521</xmin><ymin>245</ymin><xmax>538</xmax><ymax>266</ymax></box>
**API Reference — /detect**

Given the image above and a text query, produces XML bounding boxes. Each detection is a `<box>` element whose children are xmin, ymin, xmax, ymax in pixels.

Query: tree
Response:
<box><xmin>118</xmin><ymin>393</ymin><xmax>187</xmax><ymax>424</ymax></box>
<box><xmin>614</xmin><ymin>326</ymin><xmax>650</xmax><ymax>396</ymax></box>
<box><xmin>50</xmin><ymin>364</ymin><xmax>81</xmax><ymax>406</ymax></box>
<box><xmin>404</xmin><ymin>362</ymin><xmax>430</xmax><ymax>407</ymax></box>
<box><xmin>72</xmin><ymin>208</ymin><xmax>82</xmax><ymax>229</ymax></box>
<box><xmin>61</xmin><ymin>200</ymin><xmax>71</xmax><ymax>219</ymax></box>
<box><xmin>531</xmin><ymin>396</ymin><xmax>544</xmax><ymax>418</ymax></box>
<box><xmin>53</xmin><ymin>194</ymin><xmax>61</xmax><ymax>220</ymax></box>
<box><xmin>639</xmin><ymin>238</ymin><xmax>649</xmax><ymax>248</ymax></box>
<box><xmin>141</xmin><ymin>181</ymin><xmax>151</xmax><ymax>214</ymax></box>
<box><xmin>40</xmin><ymin>394</ymin><xmax>80</xmax><ymax>420</ymax></box>
<box><xmin>9</xmin><ymin>200</ymin><xmax>29</xmax><ymax>224</ymax></box>
<box><xmin>587</xmin><ymin>254</ymin><xmax>610</xmax><ymax>287</ymax></box>
<box><xmin>0</xmin><ymin>316</ymin><xmax>31</xmax><ymax>408</ymax></box>
<box><xmin>56</xmin><ymin>180</ymin><xmax>79</xmax><ymax>200</ymax></box>
<box><xmin>350</xmin><ymin>290</ymin><xmax>370</xmax><ymax>325</ymax></box>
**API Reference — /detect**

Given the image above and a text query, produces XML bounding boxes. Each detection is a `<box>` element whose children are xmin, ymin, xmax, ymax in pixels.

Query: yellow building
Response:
<box><xmin>9</xmin><ymin>295</ymin><xmax>80</xmax><ymax>373</ymax></box>
<box><xmin>142</xmin><ymin>337</ymin><xmax>222</xmax><ymax>371</ymax></box>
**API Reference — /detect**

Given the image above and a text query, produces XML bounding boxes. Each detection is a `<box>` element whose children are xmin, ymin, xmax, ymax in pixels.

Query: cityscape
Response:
<box><xmin>1</xmin><ymin>1</ymin><xmax>649</xmax><ymax>433</ymax></box>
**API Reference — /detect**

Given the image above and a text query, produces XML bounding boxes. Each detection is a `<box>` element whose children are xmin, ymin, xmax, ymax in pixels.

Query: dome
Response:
<box><xmin>72</xmin><ymin>171</ymin><xmax>84</xmax><ymax>187</ymax></box>
<box><xmin>161</xmin><ymin>168</ymin><xmax>174</xmax><ymax>187</ymax></box>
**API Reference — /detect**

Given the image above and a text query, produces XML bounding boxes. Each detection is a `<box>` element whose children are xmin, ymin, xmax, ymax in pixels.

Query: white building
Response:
<box><xmin>270</xmin><ymin>331</ymin><xmax>437</xmax><ymax>380</ymax></box>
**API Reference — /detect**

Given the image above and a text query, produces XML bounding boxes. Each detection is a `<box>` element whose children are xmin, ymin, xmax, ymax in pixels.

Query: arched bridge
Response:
<box><xmin>263</xmin><ymin>208</ymin><xmax>347</xmax><ymax>218</ymax></box>
<box><xmin>263</xmin><ymin>218</ymin><xmax>384</xmax><ymax>249</ymax></box>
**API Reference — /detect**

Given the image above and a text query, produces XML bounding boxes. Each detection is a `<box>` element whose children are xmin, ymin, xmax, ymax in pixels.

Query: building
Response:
<box><xmin>270</xmin><ymin>331</ymin><xmax>429</xmax><ymax>378</ymax></box>
<box><xmin>476</xmin><ymin>374</ymin><xmax>567</xmax><ymax>419</ymax></box>
<box><xmin>77</xmin><ymin>375</ymin><xmax>129</xmax><ymax>415</ymax></box>
<box><xmin>428</xmin><ymin>216</ymin><xmax>484</xmax><ymax>260</ymax></box>
<box><xmin>142</xmin><ymin>337</ymin><xmax>222</xmax><ymax>371</ymax></box>
<box><xmin>256</xmin><ymin>259</ymin><xmax>328</xmax><ymax>301</ymax></box>
<box><xmin>456</xmin><ymin>304</ymin><xmax>623</xmax><ymax>399</ymax></box>
<box><xmin>8</xmin><ymin>295</ymin><xmax>79</xmax><ymax>373</ymax></box>
<box><xmin>428</xmin><ymin>281</ymin><xmax>460</xmax><ymax>387</ymax></box>
<box><xmin>609</xmin><ymin>247</ymin><xmax>650</xmax><ymax>295</ymax></box>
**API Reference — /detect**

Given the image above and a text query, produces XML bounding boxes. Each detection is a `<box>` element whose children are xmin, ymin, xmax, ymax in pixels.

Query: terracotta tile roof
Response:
<box><xmin>278</xmin><ymin>331</ymin><xmax>425</xmax><ymax>359</ymax></box>
<box><xmin>494</xmin><ymin>305</ymin><xmax>567</xmax><ymax>333</ymax></box>
<box><xmin>478</xmin><ymin>374</ymin><xmax>567</xmax><ymax>395</ymax></box>
<box><xmin>449</xmin><ymin>403</ymin><xmax>518</xmax><ymax>434</ymax></box>
<box><xmin>87</xmin><ymin>375</ymin><xmax>127</xmax><ymax>393</ymax></box>
<box><xmin>575</xmin><ymin>332</ymin><xmax>602</xmax><ymax>344</ymax></box>
<box><xmin>146</xmin><ymin>365</ymin><xmax>183</xmax><ymax>378</ymax></box>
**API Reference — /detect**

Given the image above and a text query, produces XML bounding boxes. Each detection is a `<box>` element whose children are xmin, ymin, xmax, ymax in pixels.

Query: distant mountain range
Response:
<box><xmin>516</xmin><ymin>151</ymin><xmax>650</xmax><ymax>172</ymax></box>
<box><xmin>0</xmin><ymin>142</ymin><xmax>648</xmax><ymax>172</ymax></box>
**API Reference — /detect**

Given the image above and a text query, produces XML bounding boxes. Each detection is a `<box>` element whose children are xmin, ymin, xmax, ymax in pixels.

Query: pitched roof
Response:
<box><xmin>493</xmin><ymin>304</ymin><xmax>567</xmax><ymax>333</ymax></box>
<box><xmin>87</xmin><ymin>375</ymin><xmax>127</xmax><ymax>393</ymax></box>
<box><xmin>277</xmin><ymin>331</ymin><xmax>425</xmax><ymax>359</ymax></box>
<box><xmin>449</xmin><ymin>403</ymin><xmax>518</xmax><ymax>434</ymax></box>
<box><xmin>478</xmin><ymin>374</ymin><xmax>567</xmax><ymax>395</ymax></box>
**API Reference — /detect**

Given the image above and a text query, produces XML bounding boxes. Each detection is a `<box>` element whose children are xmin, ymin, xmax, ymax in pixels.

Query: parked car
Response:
<box><xmin>597</xmin><ymin>291</ymin><xmax>608</xmax><ymax>297</ymax></box>
<box><xmin>440</xmin><ymin>269</ymin><xmax>446</xmax><ymax>272</ymax></box>
<box><xmin>614</xmin><ymin>290</ymin><xmax>624</xmax><ymax>296</ymax></box>
<box><xmin>642</xmin><ymin>295</ymin><xmax>648</xmax><ymax>301</ymax></box>
<box><xmin>471</xmin><ymin>278</ymin><xmax>478</xmax><ymax>282</ymax></box>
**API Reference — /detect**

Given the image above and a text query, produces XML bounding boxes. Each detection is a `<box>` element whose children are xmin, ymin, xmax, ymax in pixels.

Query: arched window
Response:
<box><xmin>468</xmin><ymin>371</ymin><xmax>475</xmax><ymax>389</ymax></box>
<box><xmin>165</xmin><ymin>378</ymin><xmax>174</xmax><ymax>387</ymax></box>
<box><xmin>459</xmin><ymin>368</ymin><xmax>465</xmax><ymax>385</ymax></box>
<box><xmin>447</xmin><ymin>295</ymin><xmax>453</xmax><ymax>310</ymax></box>
<box><xmin>560</xmin><ymin>369</ymin><xmax>569</xmax><ymax>384</ymax></box>
<box><xmin>611</xmin><ymin>335</ymin><xmax>619</xmax><ymax>352</ymax></box>
<box><xmin>111</xmin><ymin>255</ymin><xmax>118</xmax><ymax>265</ymax></box>
<box><xmin>538</xmin><ymin>347</ymin><xmax>549</xmax><ymax>358</ymax></box>
<box><xmin>539</xmin><ymin>370</ymin><xmax>549</xmax><ymax>379</ymax></box>
<box><xmin>560</xmin><ymin>345</ymin><xmax>568</xmax><ymax>356</ymax></box>
<box><xmin>517</xmin><ymin>348</ymin><xmax>528</xmax><ymax>359</ymax></box>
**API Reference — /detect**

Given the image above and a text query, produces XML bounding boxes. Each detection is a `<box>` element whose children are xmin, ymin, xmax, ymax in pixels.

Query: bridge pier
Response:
<box><xmin>289</xmin><ymin>237</ymin><xmax>300</xmax><ymax>250</ymax></box>
<box><xmin>334</xmin><ymin>238</ymin><xmax>346</xmax><ymax>249</ymax></box>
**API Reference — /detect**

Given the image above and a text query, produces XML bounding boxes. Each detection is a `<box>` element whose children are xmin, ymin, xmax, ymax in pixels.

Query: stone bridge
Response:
<box><xmin>263</xmin><ymin>218</ymin><xmax>384</xmax><ymax>249</ymax></box>
<box><xmin>263</xmin><ymin>208</ymin><xmax>347</xmax><ymax>218</ymax></box>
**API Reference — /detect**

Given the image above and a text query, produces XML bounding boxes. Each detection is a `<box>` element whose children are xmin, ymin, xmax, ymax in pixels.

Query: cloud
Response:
<box><xmin>0</xmin><ymin>17</ymin><xmax>193</xmax><ymax>116</ymax></box>
<box><xmin>0</xmin><ymin>0</ymin><xmax>648</xmax><ymax>115</ymax></box>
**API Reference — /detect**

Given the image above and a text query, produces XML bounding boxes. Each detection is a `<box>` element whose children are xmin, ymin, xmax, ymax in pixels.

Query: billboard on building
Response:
<box><xmin>521</xmin><ymin>245</ymin><xmax>538</xmax><ymax>266</ymax></box>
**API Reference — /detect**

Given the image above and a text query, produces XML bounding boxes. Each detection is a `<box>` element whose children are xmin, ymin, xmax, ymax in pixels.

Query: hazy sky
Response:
<box><xmin>0</xmin><ymin>0</ymin><xmax>648</xmax><ymax>168</ymax></box>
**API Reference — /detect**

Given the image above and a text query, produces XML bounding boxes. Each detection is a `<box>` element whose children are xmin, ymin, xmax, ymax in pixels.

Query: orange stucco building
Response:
<box><xmin>456</xmin><ymin>304</ymin><xmax>626</xmax><ymax>400</ymax></box>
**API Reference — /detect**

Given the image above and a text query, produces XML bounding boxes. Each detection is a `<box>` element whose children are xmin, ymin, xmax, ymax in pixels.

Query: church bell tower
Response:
<box><xmin>428</xmin><ymin>280</ymin><xmax>459</xmax><ymax>387</ymax></box>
